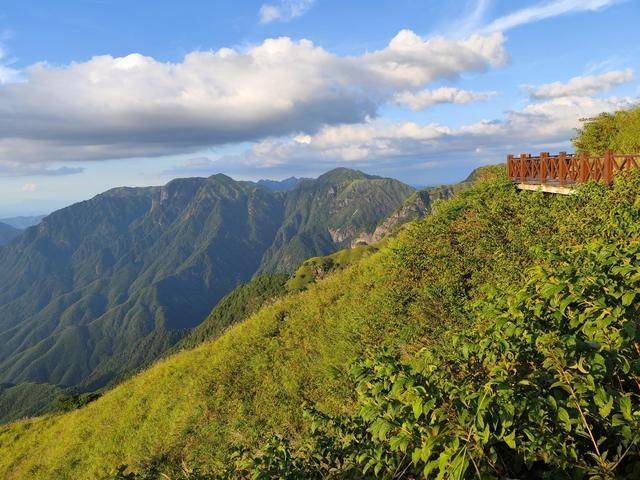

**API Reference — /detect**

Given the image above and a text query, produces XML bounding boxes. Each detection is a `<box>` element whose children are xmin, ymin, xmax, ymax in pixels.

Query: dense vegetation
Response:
<box><xmin>0</xmin><ymin>168</ymin><xmax>414</xmax><ymax>421</ymax></box>
<box><xmin>286</xmin><ymin>245</ymin><xmax>379</xmax><ymax>292</ymax></box>
<box><xmin>255</xmin><ymin>177</ymin><xmax>307</xmax><ymax>192</ymax></box>
<box><xmin>573</xmin><ymin>105</ymin><xmax>640</xmax><ymax>154</ymax></box>
<box><xmin>4</xmin><ymin>164</ymin><xmax>640</xmax><ymax>478</ymax></box>
<box><xmin>230</xmin><ymin>234</ymin><xmax>640</xmax><ymax>478</ymax></box>
<box><xmin>0</xmin><ymin>382</ymin><xmax>63</xmax><ymax>423</ymax></box>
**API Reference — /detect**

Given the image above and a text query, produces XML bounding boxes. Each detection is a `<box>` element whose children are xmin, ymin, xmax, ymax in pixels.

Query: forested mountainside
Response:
<box><xmin>4</xmin><ymin>162</ymin><xmax>640</xmax><ymax>479</ymax></box>
<box><xmin>258</xmin><ymin>168</ymin><xmax>415</xmax><ymax>272</ymax></box>
<box><xmin>0</xmin><ymin>168</ymin><xmax>414</xmax><ymax>402</ymax></box>
<box><xmin>0</xmin><ymin>222</ymin><xmax>20</xmax><ymax>246</ymax></box>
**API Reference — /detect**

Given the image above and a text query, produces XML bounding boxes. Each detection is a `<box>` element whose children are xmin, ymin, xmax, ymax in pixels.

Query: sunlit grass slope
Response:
<box><xmin>1</xmin><ymin>166</ymin><xmax>634</xmax><ymax>479</ymax></box>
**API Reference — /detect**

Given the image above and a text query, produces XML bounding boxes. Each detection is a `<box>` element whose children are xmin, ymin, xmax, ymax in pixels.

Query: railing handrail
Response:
<box><xmin>507</xmin><ymin>150</ymin><xmax>640</xmax><ymax>186</ymax></box>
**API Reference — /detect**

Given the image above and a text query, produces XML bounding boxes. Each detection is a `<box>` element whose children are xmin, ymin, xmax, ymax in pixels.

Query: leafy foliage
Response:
<box><xmin>230</xmin><ymin>233</ymin><xmax>640</xmax><ymax>479</ymax></box>
<box><xmin>53</xmin><ymin>391</ymin><xmax>102</xmax><ymax>413</ymax></box>
<box><xmin>573</xmin><ymin>106</ymin><xmax>640</xmax><ymax>154</ymax></box>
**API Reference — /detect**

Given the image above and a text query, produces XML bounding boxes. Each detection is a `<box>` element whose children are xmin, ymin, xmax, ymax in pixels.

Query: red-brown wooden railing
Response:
<box><xmin>507</xmin><ymin>150</ymin><xmax>640</xmax><ymax>186</ymax></box>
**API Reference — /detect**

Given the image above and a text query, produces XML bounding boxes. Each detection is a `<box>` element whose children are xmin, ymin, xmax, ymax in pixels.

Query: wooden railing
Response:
<box><xmin>507</xmin><ymin>151</ymin><xmax>640</xmax><ymax>186</ymax></box>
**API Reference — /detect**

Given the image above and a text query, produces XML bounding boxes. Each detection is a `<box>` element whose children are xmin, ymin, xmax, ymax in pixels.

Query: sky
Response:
<box><xmin>0</xmin><ymin>0</ymin><xmax>638</xmax><ymax>216</ymax></box>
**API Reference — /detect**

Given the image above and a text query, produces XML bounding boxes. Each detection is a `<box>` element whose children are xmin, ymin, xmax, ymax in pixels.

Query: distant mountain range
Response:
<box><xmin>0</xmin><ymin>222</ymin><xmax>21</xmax><ymax>246</ymax></box>
<box><xmin>255</xmin><ymin>176</ymin><xmax>308</xmax><ymax>192</ymax></box>
<box><xmin>0</xmin><ymin>168</ymin><xmax>416</xmax><ymax>399</ymax></box>
<box><xmin>0</xmin><ymin>215</ymin><xmax>46</xmax><ymax>229</ymax></box>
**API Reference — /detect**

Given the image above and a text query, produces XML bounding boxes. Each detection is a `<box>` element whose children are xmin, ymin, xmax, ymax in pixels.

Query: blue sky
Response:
<box><xmin>0</xmin><ymin>0</ymin><xmax>638</xmax><ymax>216</ymax></box>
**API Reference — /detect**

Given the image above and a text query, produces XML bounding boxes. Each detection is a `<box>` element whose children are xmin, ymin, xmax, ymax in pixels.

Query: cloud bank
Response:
<box><xmin>186</xmin><ymin>93</ymin><xmax>634</xmax><ymax>178</ymax></box>
<box><xmin>0</xmin><ymin>30</ymin><xmax>507</xmax><ymax>174</ymax></box>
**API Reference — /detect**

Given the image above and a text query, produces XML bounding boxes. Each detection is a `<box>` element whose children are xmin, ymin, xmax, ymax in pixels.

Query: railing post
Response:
<box><xmin>580</xmin><ymin>152</ymin><xmax>589</xmax><ymax>183</ymax></box>
<box><xmin>605</xmin><ymin>149</ymin><xmax>614</xmax><ymax>184</ymax></box>
<box><xmin>507</xmin><ymin>154</ymin><xmax>514</xmax><ymax>179</ymax></box>
<box><xmin>540</xmin><ymin>152</ymin><xmax>548</xmax><ymax>184</ymax></box>
<box><xmin>559</xmin><ymin>151</ymin><xmax>566</xmax><ymax>186</ymax></box>
<box><xmin>520</xmin><ymin>153</ymin><xmax>527</xmax><ymax>183</ymax></box>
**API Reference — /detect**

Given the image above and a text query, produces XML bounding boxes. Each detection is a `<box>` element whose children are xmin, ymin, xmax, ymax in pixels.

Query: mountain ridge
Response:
<box><xmin>0</xmin><ymin>168</ymin><xmax>415</xmax><ymax>398</ymax></box>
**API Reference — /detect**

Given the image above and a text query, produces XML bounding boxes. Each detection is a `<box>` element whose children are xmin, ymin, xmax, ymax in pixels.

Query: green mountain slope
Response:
<box><xmin>258</xmin><ymin>168</ymin><xmax>415</xmax><ymax>272</ymax></box>
<box><xmin>255</xmin><ymin>177</ymin><xmax>307</xmax><ymax>192</ymax></box>
<box><xmin>0</xmin><ymin>222</ymin><xmax>20</xmax><ymax>246</ymax></box>
<box><xmin>0</xmin><ymin>169</ymin><xmax>414</xmax><ymax>401</ymax></box>
<box><xmin>0</xmin><ymin>382</ymin><xmax>63</xmax><ymax>423</ymax></box>
<box><xmin>3</xmin><ymin>167</ymin><xmax>638</xmax><ymax>478</ymax></box>
<box><xmin>175</xmin><ymin>274</ymin><xmax>289</xmax><ymax>350</ymax></box>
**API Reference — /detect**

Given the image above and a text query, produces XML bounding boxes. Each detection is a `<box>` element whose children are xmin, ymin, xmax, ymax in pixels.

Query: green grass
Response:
<box><xmin>285</xmin><ymin>244</ymin><xmax>379</xmax><ymax>292</ymax></box>
<box><xmin>2</xmin><ymin>166</ymin><xmax>638</xmax><ymax>478</ymax></box>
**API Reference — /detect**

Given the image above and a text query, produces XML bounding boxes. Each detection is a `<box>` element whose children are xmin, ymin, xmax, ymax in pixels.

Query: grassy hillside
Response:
<box><xmin>286</xmin><ymin>244</ymin><xmax>379</xmax><ymax>292</ymax></box>
<box><xmin>2</xmin><ymin>166</ymin><xmax>639</xmax><ymax>478</ymax></box>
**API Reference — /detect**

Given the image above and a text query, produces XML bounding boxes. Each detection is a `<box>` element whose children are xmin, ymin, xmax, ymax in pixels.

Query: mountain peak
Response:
<box><xmin>315</xmin><ymin>167</ymin><xmax>379</xmax><ymax>184</ymax></box>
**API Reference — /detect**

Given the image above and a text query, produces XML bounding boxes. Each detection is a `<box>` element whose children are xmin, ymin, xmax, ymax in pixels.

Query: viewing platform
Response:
<box><xmin>507</xmin><ymin>151</ymin><xmax>640</xmax><ymax>194</ymax></box>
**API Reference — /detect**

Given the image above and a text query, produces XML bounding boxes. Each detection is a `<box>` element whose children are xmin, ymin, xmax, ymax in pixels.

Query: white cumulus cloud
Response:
<box><xmin>0</xmin><ymin>31</ymin><xmax>507</xmax><ymax>175</ymax></box>
<box><xmin>527</xmin><ymin>69</ymin><xmax>633</xmax><ymax>99</ymax></box>
<box><xmin>203</xmin><ymin>94</ymin><xmax>636</xmax><ymax>176</ymax></box>
<box><xmin>394</xmin><ymin>87</ymin><xmax>496</xmax><ymax>111</ymax></box>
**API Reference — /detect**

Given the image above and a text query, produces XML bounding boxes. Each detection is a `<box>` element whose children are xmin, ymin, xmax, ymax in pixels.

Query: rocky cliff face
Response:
<box><xmin>258</xmin><ymin>169</ymin><xmax>415</xmax><ymax>273</ymax></box>
<box><xmin>351</xmin><ymin>183</ymin><xmax>471</xmax><ymax>247</ymax></box>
